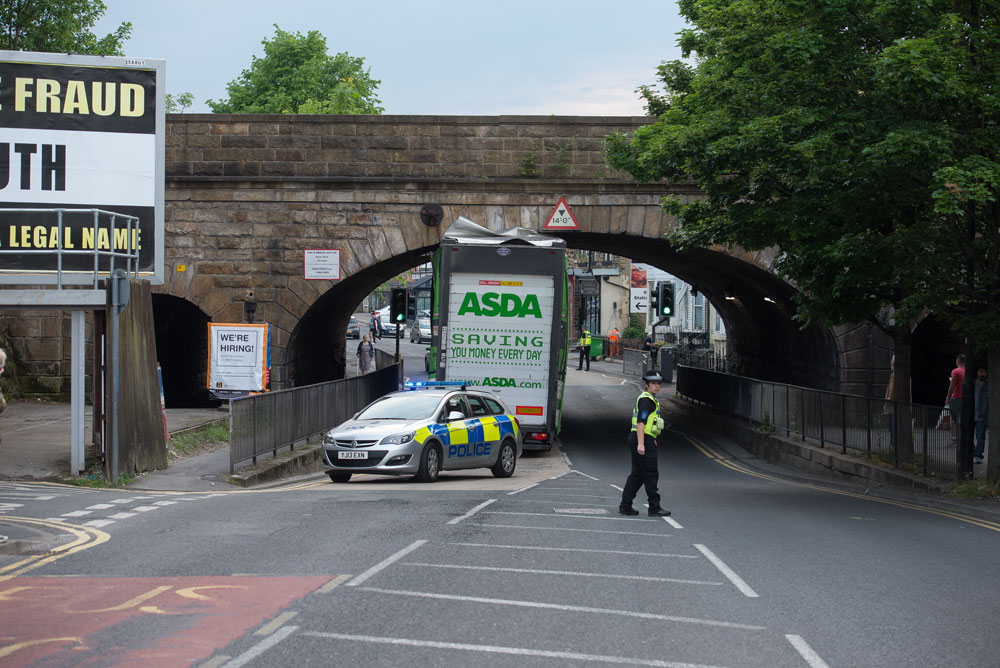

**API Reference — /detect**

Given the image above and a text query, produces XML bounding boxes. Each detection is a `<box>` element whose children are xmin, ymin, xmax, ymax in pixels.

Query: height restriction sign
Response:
<box><xmin>543</xmin><ymin>197</ymin><xmax>579</xmax><ymax>230</ymax></box>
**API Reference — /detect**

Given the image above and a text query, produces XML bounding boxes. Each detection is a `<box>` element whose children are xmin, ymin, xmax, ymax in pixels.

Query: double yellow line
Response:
<box><xmin>686</xmin><ymin>435</ymin><xmax>1000</xmax><ymax>533</ymax></box>
<box><xmin>0</xmin><ymin>517</ymin><xmax>110</xmax><ymax>581</ymax></box>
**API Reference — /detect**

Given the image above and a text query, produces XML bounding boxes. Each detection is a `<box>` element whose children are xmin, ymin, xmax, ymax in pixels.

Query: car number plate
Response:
<box><xmin>338</xmin><ymin>451</ymin><xmax>367</xmax><ymax>460</ymax></box>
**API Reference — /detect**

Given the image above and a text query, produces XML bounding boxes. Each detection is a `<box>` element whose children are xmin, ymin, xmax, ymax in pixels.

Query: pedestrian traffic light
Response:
<box><xmin>390</xmin><ymin>288</ymin><xmax>408</xmax><ymax>323</ymax></box>
<box><xmin>657</xmin><ymin>282</ymin><xmax>674</xmax><ymax>317</ymax></box>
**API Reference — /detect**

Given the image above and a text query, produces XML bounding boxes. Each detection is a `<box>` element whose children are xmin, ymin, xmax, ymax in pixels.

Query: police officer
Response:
<box><xmin>619</xmin><ymin>369</ymin><xmax>670</xmax><ymax>516</ymax></box>
<box><xmin>577</xmin><ymin>325</ymin><xmax>591</xmax><ymax>371</ymax></box>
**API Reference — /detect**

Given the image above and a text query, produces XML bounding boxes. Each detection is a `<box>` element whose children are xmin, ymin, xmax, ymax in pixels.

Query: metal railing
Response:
<box><xmin>623</xmin><ymin>348</ymin><xmax>654</xmax><ymax>377</ymax></box>
<box><xmin>676</xmin><ymin>365</ymin><xmax>961</xmax><ymax>480</ymax></box>
<box><xmin>229</xmin><ymin>359</ymin><xmax>400</xmax><ymax>472</ymax></box>
<box><xmin>0</xmin><ymin>208</ymin><xmax>140</xmax><ymax>286</ymax></box>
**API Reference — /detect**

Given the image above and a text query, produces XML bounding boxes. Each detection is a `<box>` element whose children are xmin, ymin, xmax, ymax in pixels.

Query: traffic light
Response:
<box><xmin>650</xmin><ymin>286</ymin><xmax>660</xmax><ymax>315</ymax></box>
<box><xmin>657</xmin><ymin>282</ymin><xmax>674</xmax><ymax>317</ymax></box>
<box><xmin>390</xmin><ymin>288</ymin><xmax>408</xmax><ymax>323</ymax></box>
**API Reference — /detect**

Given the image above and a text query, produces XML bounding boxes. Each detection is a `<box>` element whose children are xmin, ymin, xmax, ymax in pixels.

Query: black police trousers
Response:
<box><xmin>620</xmin><ymin>434</ymin><xmax>661</xmax><ymax>511</ymax></box>
<box><xmin>577</xmin><ymin>346</ymin><xmax>589</xmax><ymax>370</ymax></box>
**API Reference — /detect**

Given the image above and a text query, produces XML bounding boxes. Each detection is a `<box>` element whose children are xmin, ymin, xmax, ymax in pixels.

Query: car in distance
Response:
<box><xmin>409</xmin><ymin>315</ymin><xmax>432</xmax><ymax>343</ymax></box>
<box><xmin>346</xmin><ymin>316</ymin><xmax>360</xmax><ymax>339</ymax></box>
<box><xmin>322</xmin><ymin>382</ymin><xmax>521</xmax><ymax>483</ymax></box>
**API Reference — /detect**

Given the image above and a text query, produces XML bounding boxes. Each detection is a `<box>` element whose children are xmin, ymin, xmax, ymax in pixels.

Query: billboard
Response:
<box><xmin>0</xmin><ymin>51</ymin><xmax>165</xmax><ymax>285</ymax></box>
<box><xmin>630</xmin><ymin>265</ymin><xmax>648</xmax><ymax>313</ymax></box>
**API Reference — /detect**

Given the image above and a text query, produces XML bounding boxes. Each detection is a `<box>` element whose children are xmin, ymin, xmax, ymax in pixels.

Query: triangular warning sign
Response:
<box><xmin>543</xmin><ymin>197</ymin><xmax>579</xmax><ymax>230</ymax></box>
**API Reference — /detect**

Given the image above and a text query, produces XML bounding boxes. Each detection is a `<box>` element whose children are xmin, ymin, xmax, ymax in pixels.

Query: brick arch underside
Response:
<box><xmin>151</xmin><ymin>294</ymin><xmax>217</xmax><ymax>407</ymax></box>
<box><xmin>568</xmin><ymin>232</ymin><xmax>842</xmax><ymax>390</ymax></box>
<box><xmin>286</xmin><ymin>232</ymin><xmax>841</xmax><ymax>391</ymax></box>
<box><xmin>286</xmin><ymin>246</ymin><xmax>434</xmax><ymax>386</ymax></box>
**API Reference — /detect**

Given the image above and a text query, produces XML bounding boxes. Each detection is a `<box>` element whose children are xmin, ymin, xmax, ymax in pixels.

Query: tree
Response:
<box><xmin>165</xmin><ymin>92</ymin><xmax>194</xmax><ymax>113</ymax></box>
<box><xmin>0</xmin><ymin>0</ymin><xmax>131</xmax><ymax>55</ymax></box>
<box><xmin>607</xmin><ymin>1</ymin><xmax>1000</xmax><ymax>467</ymax></box>
<box><xmin>207</xmin><ymin>25</ymin><xmax>383</xmax><ymax>115</ymax></box>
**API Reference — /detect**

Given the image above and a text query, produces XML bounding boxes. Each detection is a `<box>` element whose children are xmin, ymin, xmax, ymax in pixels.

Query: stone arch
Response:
<box><xmin>286</xmin><ymin>246</ymin><xmax>435</xmax><ymax>386</ymax></box>
<box><xmin>150</xmin><ymin>294</ymin><xmax>215</xmax><ymax>407</ymax></box>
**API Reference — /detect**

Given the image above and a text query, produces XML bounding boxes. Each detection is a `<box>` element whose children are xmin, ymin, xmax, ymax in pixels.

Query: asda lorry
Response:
<box><xmin>429</xmin><ymin>218</ymin><xmax>568</xmax><ymax>450</ymax></box>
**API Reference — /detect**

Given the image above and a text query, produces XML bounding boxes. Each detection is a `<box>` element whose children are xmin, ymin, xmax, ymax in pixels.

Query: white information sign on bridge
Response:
<box><xmin>303</xmin><ymin>249</ymin><xmax>341</xmax><ymax>280</ymax></box>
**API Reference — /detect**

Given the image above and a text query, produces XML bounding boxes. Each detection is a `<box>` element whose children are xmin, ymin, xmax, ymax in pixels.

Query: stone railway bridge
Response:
<box><xmin>8</xmin><ymin>114</ymin><xmax>958</xmax><ymax>406</ymax></box>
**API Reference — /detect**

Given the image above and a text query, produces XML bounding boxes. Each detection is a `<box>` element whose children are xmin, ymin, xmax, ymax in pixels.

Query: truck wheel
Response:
<box><xmin>491</xmin><ymin>439</ymin><xmax>517</xmax><ymax>478</ymax></box>
<box><xmin>328</xmin><ymin>472</ymin><xmax>351</xmax><ymax>483</ymax></box>
<box><xmin>416</xmin><ymin>443</ymin><xmax>441</xmax><ymax>482</ymax></box>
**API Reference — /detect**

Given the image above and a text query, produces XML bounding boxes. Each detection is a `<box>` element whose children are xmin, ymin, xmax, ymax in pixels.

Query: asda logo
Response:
<box><xmin>481</xmin><ymin>376</ymin><xmax>516</xmax><ymax>387</ymax></box>
<box><xmin>458</xmin><ymin>292</ymin><xmax>542</xmax><ymax>318</ymax></box>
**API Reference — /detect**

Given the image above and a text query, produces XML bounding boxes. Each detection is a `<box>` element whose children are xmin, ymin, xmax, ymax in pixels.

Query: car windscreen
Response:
<box><xmin>355</xmin><ymin>394</ymin><xmax>442</xmax><ymax>420</ymax></box>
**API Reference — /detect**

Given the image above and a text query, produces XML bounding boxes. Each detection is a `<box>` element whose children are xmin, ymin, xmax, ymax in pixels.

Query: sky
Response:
<box><xmin>94</xmin><ymin>0</ymin><xmax>687</xmax><ymax>116</ymax></box>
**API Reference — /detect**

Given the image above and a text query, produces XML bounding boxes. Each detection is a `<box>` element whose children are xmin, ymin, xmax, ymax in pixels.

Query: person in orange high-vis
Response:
<box><xmin>608</xmin><ymin>327</ymin><xmax>621</xmax><ymax>357</ymax></box>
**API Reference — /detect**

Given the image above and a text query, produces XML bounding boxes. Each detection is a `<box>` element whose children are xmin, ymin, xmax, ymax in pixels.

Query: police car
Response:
<box><xmin>322</xmin><ymin>381</ymin><xmax>521</xmax><ymax>483</ymax></box>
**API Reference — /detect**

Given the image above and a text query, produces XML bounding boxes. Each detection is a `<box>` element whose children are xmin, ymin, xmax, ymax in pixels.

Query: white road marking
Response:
<box><xmin>507</xmin><ymin>483</ymin><xmax>538</xmax><ymax>496</ymax></box>
<box><xmin>620</xmin><ymin>378</ymin><xmax>628</xmax><ymax>385</ymax></box>
<box><xmin>133</xmin><ymin>506</ymin><xmax>159</xmax><ymax>512</ymax></box>
<box><xmin>82</xmin><ymin>519</ymin><xmax>116</xmax><ymax>528</ymax></box>
<box><xmin>554</xmin><ymin>508</ymin><xmax>609</xmax><ymax>515</ymax></box>
<box><xmin>403</xmin><ymin>562</ymin><xmax>725</xmax><ymax>586</ymax></box>
<box><xmin>108</xmin><ymin>498</ymin><xmax>133</xmax><ymax>504</ymax></box>
<box><xmin>359</xmin><ymin>587</ymin><xmax>764</xmax><ymax>630</ymax></box>
<box><xmin>665</xmin><ymin>517</ymin><xmax>684</xmax><ymax>529</ymax></box>
<box><xmin>503</xmin><ymin>499</ymin><xmax>610</xmax><ymax>508</ymax></box>
<box><xmin>447</xmin><ymin>499</ymin><xmax>496</xmax><ymax>525</ymax></box>
<box><xmin>153</xmin><ymin>500</ymin><xmax>178</xmax><ymax>506</ymax></box>
<box><xmin>515</xmin><ymin>492</ymin><xmax>620</xmax><ymax>500</ymax></box>
<box><xmin>346</xmin><ymin>540</ymin><xmax>428</xmax><ymax>587</ymax></box>
<box><xmin>694</xmin><ymin>544</ymin><xmax>758</xmax><ymax>598</ymax></box>
<box><xmin>197</xmin><ymin>655</ymin><xmax>230</xmax><ymax>668</ymax></box>
<box><xmin>785</xmin><ymin>635</ymin><xmax>831</xmax><ymax>668</ymax></box>
<box><xmin>471</xmin><ymin>523</ymin><xmax>671</xmax><ymax>537</ymax></box>
<box><xmin>108</xmin><ymin>512</ymin><xmax>137</xmax><ymax>520</ymax></box>
<box><xmin>549</xmin><ymin>472</ymin><xmax>569</xmax><ymax>480</ymax></box>
<box><xmin>449</xmin><ymin>542</ymin><xmax>698</xmax><ymax>559</ymax></box>
<box><xmin>86</xmin><ymin>504</ymin><xmax>115</xmax><ymax>510</ymax></box>
<box><xmin>301</xmin><ymin>630</ymin><xmax>733</xmax><ymax>668</ymax></box>
<box><xmin>570</xmin><ymin>470</ymin><xmax>600</xmax><ymax>481</ymax></box>
<box><xmin>561</xmin><ymin>452</ymin><xmax>573</xmax><ymax>467</ymax></box>
<box><xmin>219</xmin><ymin>624</ymin><xmax>297</xmax><ymax>668</ymax></box>
<box><xmin>61</xmin><ymin>510</ymin><xmax>92</xmax><ymax>517</ymax></box>
<box><xmin>486</xmin><ymin>511</ymin><xmax>657</xmax><ymax>522</ymax></box>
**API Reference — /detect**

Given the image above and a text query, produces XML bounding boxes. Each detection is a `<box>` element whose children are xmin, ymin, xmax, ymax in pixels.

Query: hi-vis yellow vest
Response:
<box><xmin>630</xmin><ymin>391</ymin><xmax>663</xmax><ymax>438</ymax></box>
<box><xmin>579</xmin><ymin>330</ymin><xmax>591</xmax><ymax>347</ymax></box>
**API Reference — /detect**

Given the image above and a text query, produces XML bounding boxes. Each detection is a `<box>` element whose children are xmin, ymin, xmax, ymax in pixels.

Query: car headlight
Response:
<box><xmin>381</xmin><ymin>432</ymin><xmax>415</xmax><ymax>445</ymax></box>
<box><xmin>323</xmin><ymin>433</ymin><xmax>336</xmax><ymax>446</ymax></box>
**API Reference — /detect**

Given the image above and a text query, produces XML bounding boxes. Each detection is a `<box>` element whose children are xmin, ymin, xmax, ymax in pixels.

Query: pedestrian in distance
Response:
<box><xmin>945</xmin><ymin>354</ymin><xmax>966</xmax><ymax>445</ymax></box>
<box><xmin>368</xmin><ymin>311</ymin><xmax>380</xmax><ymax>342</ymax></box>
<box><xmin>577</xmin><ymin>325</ymin><xmax>591</xmax><ymax>371</ymax></box>
<box><xmin>974</xmin><ymin>366</ymin><xmax>988</xmax><ymax>464</ymax></box>
<box><xmin>608</xmin><ymin>327</ymin><xmax>621</xmax><ymax>358</ymax></box>
<box><xmin>357</xmin><ymin>335</ymin><xmax>375</xmax><ymax>374</ymax></box>
<box><xmin>619</xmin><ymin>369</ymin><xmax>671</xmax><ymax>517</ymax></box>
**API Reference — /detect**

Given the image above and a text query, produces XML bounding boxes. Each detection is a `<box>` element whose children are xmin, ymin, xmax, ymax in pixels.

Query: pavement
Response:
<box><xmin>0</xmin><ymin>356</ymin><xmax>997</xmax><ymax>525</ymax></box>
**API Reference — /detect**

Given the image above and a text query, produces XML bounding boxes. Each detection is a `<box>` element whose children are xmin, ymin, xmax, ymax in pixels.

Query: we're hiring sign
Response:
<box><xmin>0</xmin><ymin>51</ymin><xmax>164</xmax><ymax>283</ymax></box>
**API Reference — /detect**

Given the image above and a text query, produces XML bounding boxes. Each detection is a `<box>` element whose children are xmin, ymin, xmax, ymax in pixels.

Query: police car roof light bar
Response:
<box><xmin>404</xmin><ymin>380</ymin><xmax>469</xmax><ymax>391</ymax></box>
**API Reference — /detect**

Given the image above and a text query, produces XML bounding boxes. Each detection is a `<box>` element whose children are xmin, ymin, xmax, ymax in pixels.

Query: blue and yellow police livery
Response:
<box><xmin>322</xmin><ymin>382</ymin><xmax>521</xmax><ymax>483</ymax></box>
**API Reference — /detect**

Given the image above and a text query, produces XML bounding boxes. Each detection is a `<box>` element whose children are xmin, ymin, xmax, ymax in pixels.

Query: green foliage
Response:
<box><xmin>607</xmin><ymin>1</ymin><xmax>1000</xmax><ymax>347</ymax></box>
<box><xmin>165</xmin><ymin>92</ymin><xmax>194</xmax><ymax>113</ymax></box>
<box><xmin>0</xmin><ymin>0</ymin><xmax>131</xmax><ymax>54</ymax></box>
<box><xmin>169</xmin><ymin>420</ymin><xmax>229</xmax><ymax>456</ymax></box>
<box><xmin>518</xmin><ymin>150</ymin><xmax>538</xmax><ymax>178</ymax></box>
<box><xmin>208</xmin><ymin>25</ymin><xmax>383</xmax><ymax>115</ymax></box>
<box><xmin>547</xmin><ymin>139</ymin><xmax>574</xmax><ymax>174</ymax></box>
<box><xmin>622</xmin><ymin>314</ymin><xmax>645</xmax><ymax>340</ymax></box>
<box><xmin>953</xmin><ymin>478</ymin><xmax>1000</xmax><ymax>500</ymax></box>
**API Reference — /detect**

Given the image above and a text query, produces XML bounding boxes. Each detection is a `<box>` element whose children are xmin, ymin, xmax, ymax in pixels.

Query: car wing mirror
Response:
<box><xmin>447</xmin><ymin>411</ymin><xmax>465</xmax><ymax>422</ymax></box>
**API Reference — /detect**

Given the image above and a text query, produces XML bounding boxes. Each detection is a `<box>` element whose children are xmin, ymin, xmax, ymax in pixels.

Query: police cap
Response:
<box><xmin>642</xmin><ymin>369</ymin><xmax>663</xmax><ymax>383</ymax></box>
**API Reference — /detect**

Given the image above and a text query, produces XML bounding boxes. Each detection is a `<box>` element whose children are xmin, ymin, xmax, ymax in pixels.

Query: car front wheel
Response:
<box><xmin>416</xmin><ymin>442</ymin><xmax>441</xmax><ymax>482</ymax></box>
<box><xmin>491</xmin><ymin>439</ymin><xmax>517</xmax><ymax>478</ymax></box>
<box><xmin>328</xmin><ymin>472</ymin><xmax>352</xmax><ymax>483</ymax></box>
